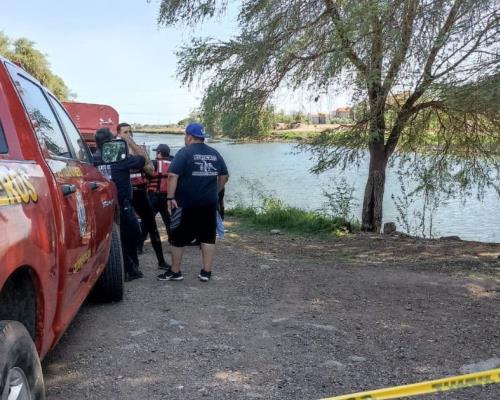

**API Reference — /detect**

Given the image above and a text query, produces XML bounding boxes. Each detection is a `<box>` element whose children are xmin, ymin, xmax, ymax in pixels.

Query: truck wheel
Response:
<box><xmin>0</xmin><ymin>320</ymin><xmax>45</xmax><ymax>400</ymax></box>
<box><xmin>92</xmin><ymin>222</ymin><xmax>124</xmax><ymax>303</ymax></box>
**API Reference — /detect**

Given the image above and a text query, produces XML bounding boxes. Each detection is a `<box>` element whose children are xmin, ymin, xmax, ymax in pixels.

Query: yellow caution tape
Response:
<box><xmin>321</xmin><ymin>368</ymin><xmax>500</xmax><ymax>400</ymax></box>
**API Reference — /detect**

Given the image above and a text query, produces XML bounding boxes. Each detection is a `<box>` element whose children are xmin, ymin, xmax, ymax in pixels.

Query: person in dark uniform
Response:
<box><xmin>94</xmin><ymin>128</ymin><xmax>144</xmax><ymax>281</ymax></box>
<box><xmin>115</xmin><ymin>123</ymin><xmax>170</xmax><ymax>271</ymax></box>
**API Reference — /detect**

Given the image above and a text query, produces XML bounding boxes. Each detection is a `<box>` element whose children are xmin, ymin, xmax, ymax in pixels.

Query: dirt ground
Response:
<box><xmin>43</xmin><ymin>219</ymin><xmax>500</xmax><ymax>399</ymax></box>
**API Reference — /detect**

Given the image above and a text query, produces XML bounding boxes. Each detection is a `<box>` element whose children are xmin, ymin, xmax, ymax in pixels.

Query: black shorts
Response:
<box><xmin>169</xmin><ymin>204</ymin><xmax>217</xmax><ymax>247</ymax></box>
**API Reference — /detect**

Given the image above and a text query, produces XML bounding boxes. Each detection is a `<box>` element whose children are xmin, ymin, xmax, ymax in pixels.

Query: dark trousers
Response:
<box><xmin>132</xmin><ymin>188</ymin><xmax>166</xmax><ymax>265</ymax></box>
<box><xmin>148</xmin><ymin>192</ymin><xmax>170</xmax><ymax>236</ymax></box>
<box><xmin>218</xmin><ymin>188</ymin><xmax>225</xmax><ymax>220</ymax></box>
<box><xmin>120</xmin><ymin>201</ymin><xmax>141</xmax><ymax>273</ymax></box>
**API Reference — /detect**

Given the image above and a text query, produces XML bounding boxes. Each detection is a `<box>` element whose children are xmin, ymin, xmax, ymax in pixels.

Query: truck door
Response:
<box><xmin>47</xmin><ymin>95</ymin><xmax>116</xmax><ymax>271</ymax></box>
<box><xmin>7</xmin><ymin>68</ymin><xmax>97</xmax><ymax>324</ymax></box>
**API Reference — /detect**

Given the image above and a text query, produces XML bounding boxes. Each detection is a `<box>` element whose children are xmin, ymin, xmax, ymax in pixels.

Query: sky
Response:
<box><xmin>2</xmin><ymin>0</ymin><xmax>349</xmax><ymax>124</ymax></box>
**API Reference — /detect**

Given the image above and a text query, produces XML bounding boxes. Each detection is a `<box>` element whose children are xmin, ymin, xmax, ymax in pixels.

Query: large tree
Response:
<box><xmin>158</xmin><ymin>0</ymin><xmax>499</xmax><ymax>231</ymax></box>
<box><xmin>0</xmin><ymin>32</ymin><xmax>72</xmax><ymax>100</ymax></box>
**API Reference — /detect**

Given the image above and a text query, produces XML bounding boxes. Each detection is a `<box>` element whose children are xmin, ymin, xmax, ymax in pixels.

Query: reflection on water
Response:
<box><xmin>136</xmin><ymin>133</ymin><xmax>500</xmax><ymax>243</ymax></box>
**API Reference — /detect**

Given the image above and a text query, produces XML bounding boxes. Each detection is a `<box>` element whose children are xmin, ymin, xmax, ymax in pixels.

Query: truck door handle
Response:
<box><xmin>88</xmin><ymin>181</ymin><xmax>100</xmax><ymax>191</ymax></box>
<box><xmin>61</xmin><ymin>184</ymin><xmax>76</xmax><ymax>197</ymax></box>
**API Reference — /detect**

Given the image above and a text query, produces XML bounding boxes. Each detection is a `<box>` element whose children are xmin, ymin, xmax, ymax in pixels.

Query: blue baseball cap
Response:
<box><xmin>185</xmin><ymin>122</ymin><xmax>207</xmax><ymax>139</ymax></box>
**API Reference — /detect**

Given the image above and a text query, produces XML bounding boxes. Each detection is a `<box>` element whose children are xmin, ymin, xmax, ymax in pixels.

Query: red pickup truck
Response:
<box><xmin>0</xmin><ymin>57</ymin><xmax>123</xmax><ymax>399</ymax></box>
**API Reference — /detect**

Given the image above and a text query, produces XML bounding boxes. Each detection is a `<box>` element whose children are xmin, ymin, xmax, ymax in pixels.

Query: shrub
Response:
<box><xmin>227</xmin><ymin>196</ymin><xmax>358</xmax><ymax>236</ymax></box>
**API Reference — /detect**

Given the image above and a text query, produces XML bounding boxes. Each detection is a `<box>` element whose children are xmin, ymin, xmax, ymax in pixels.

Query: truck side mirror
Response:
<box><xmin>102</xmin><ymin>139</ymin><xmax>128</xmax><ymax>164</ymax></box>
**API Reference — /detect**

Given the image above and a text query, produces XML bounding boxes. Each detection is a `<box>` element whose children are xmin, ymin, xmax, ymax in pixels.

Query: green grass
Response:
<box><xmin>227</xmin><ymin>199</ymin><xmax>359</xmax><ymax>236</ymax></box>
<box><xmin>268</xmin><ymin>131</ymin><xmax>321</xmax><ymax>141</ymax></box>
<box><xmin>133</xmin><ymin>128</ymin><xmax>184</xmax><ymax>135</ymax></box>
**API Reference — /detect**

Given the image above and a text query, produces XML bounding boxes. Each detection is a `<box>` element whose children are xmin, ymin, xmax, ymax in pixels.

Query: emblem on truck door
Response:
<box><xmin>101</xmin><ymin>199</ymin><xmax>114</xmax><ymax>208</ymax></box>
<box><xmin>0</xmin><ymin>166</ymin><xmax>38</xmax><ymax>206</ymax></box>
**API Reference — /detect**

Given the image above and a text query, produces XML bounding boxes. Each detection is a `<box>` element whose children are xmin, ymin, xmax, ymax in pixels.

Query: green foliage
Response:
<box><xmin>270</xmin><ymin>130</ymin><xmax>318</xmax><ymax>141</ymax></box>
<box><xmin>177</xmin><ymin>110</ymin><xmax>201</xmax><ymax>127</ymax></box>
<box><xmin>227</xmin><ymin>197</ymin><xmax>358</xmax><ymax>236</ymax></box>
<box><xmin>220</xmin><ymin>106</ymin><xmax>274</xmax><ymax>138</ymax></box>
<box><xmin>158</xmin><ymin>0</ymin><xmax>500</xmax><ymax>231</ymax></box>
<box><xmin>226</xmin><ymin>204</ymin><xmax>258</xmax><ymax>219</ymax></box>
<box><xmin>0</xmin><ymin>34</ymin><xmax>10</xmax><ymax>56</ymax></box>
<box><xmin>201</xmin><ymin>85</ymin><xmax>274</xmax><ymax>138</ymax></box>
<box><xmin>0</xmin><ymin>32</ymin><xmax>72</xmax><ymax>100</ymax></box>
<box><xmin>328</xmin><ymin>116</ymin><xmax>353</xmax><ymax>125</ymax></box>
<box><xmin>202</xmin><ymin>86</ymin><xmax>307</xmax><ymax>137</ymax></box>
<box><xmin>226</xmin><ymin>177</ymin><xmax>358</xmax><ymax>235</ymax></box>
<box><xmin>322</xmin><ymin>178</ymin><xmax>358</xmax><ymax>221</ymax></box>
<box><xmin>273</xmin><ymin>110</ymin><xmax>309</xmax><ymax>125</ymax></box>
<box><xmin>391</xmin><ymin>168</ymin><xmax>451</xmax><ymax>238</ymax></box>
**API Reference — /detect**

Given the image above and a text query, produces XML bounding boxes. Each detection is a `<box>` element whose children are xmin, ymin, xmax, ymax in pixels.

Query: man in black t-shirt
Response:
<box><xmin>157</xmin><ymin>122</ymin><xmax>229</xmax><ymax>282</ymax></box>
<box><xmin>94</xmin><ymin>128</ymin><xmax>145</xmax><ymax>282</ymax></box>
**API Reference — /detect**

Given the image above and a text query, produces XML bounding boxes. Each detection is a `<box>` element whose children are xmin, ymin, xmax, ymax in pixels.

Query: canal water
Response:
<box><xmin>136</xmin><ymin>133</ymin><xmax>500</xmax><ymax>243</ymax></box>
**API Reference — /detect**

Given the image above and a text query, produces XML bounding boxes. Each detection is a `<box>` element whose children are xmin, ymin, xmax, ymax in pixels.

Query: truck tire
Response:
<box><xmin>0</xmin><ymin>320</ymin><xmax>45</xmax><ymax>400</ymax></box>
<box><xmin>92</xmin><ymin>222</ymin><xmax>124</xmax><ymax>303</ymax></box>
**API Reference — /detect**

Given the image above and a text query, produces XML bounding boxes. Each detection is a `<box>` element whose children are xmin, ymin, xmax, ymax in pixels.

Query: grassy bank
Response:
<box><xmin>133</xmin><ymin>129</ymin><xmax>323</xmax><ymax>141</ymax></box>
<box><xmin>223</xmin><ymin>126</ymin><xmax>338</xmax><ymax>142</ymax></box>
<box><xmin>133</xmin><ymin>125</ymin><xmax>332</xmax><ymax>141</ymax></box>
<box><xmin>133</xmin><ymin>127</ymin><xmax>184</xmax><ymax>135</ymax></box>
<box><xmin>226</xmin><ymin>199</ymin><xmax>359</xmax><ymax>236</ymax></box>
<box><xmin>264</xmin><ymin>130</ymin><xmax>321</xmax><ymax>141</ymax></box>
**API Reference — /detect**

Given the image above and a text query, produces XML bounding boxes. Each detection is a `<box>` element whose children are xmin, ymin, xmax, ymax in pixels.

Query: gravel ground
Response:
<box><xmin>43</xmin><ymin>221</ymin><xmax>500</xmax><ymax>399</ymax></box>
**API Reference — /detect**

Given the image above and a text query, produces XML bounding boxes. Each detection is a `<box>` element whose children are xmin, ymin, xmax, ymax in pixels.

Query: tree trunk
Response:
<box><xmin>362</xmin><ymin>146</ymin><xmax>388</xmax><ymax>232</ymax></box>
<box><xmin>362</xmin><ymin>87</ymin><xmax>388</xmax><ymax>233</ymax></box>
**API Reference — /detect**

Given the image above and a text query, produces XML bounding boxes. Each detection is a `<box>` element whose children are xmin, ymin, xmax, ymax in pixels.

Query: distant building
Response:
<box><xmin>333</xmin><ymin>107</ymin><xmax>353</xmax><ymax>119</ymax></box>
<box><xmin>309</xmin><ymin>112</ymin><xmax>327</xmax><ymax>124</ymax></box>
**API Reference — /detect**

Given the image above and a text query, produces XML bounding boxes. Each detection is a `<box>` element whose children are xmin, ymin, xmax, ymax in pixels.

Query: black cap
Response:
<box><xmin>154</xmin><ymin>144</ymin><xmax>170</xmax><ymax>156</ymax></box>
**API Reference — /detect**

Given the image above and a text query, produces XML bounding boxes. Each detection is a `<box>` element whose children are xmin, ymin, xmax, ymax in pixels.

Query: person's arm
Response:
<box><xmin>217</xmin><ymin>175</ymin><xmax>229</xmax><ymax>193</ymax></box>
<box><xmin>120</xmin><ymin>133</ymin><xmax>155</xmax><ymax>176</ymax></box>
<box><xmin>166</xmin><ymin>173</ymin><xmax>179</xmax><ymax>214</ymax></box>
<box><xmin>217</xmin><ymin>154</ymin><xmax>229</xmax><ymax>193</ymax></box>
<box><xmin>113</xmin><ymin>155</ymin><xmax>145</xmax><ymax>173</ymax></box>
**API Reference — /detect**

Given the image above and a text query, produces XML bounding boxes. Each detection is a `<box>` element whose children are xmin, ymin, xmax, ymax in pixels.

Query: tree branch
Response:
<box><xmin>410</xmin><ymin>100</ymin><xmax>446</xmax><ymax>113</ymax></box>
<box><xmin>322</xmin><ymin>0</ymin><xmax>368</xmax><ymax>77</ymax></box>
<box><xmin>369</xmin><ymin>12</ymin><xmax>383</xmax><ymax>89</ymax></box>
<box><xmin>418</xmin><ymin>0</ymin><xmax>463</xmax><ymax>87</ymax></box>
<box><xmin>290</xmin><ymin>49</ymin><xmax>336</xmax><ymax>61</ymax></box>
<box><xmin>382</xmin><ymin>0</ymin><xmax>418</xmax><ymax>95</ymax></box>
<box><xmin>384</xmin><ymin>1</ymin><xmax>466</xmax><ymax>156</ymax></box>
<box><xmin>433</xmin><ymin>16</ymin><xmax>498</xmax><ymax>79</ymax></box>
<box><xmin>384</xmin><ymin>99</ymin><xmax>445</xmax><ymax>157</ymax></box>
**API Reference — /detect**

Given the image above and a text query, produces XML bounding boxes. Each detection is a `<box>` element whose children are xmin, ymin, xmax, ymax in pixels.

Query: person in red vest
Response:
<box><xmin>147</xmin><ymin>144</ymin><xmax>173</xmax><ymax>236</ymax></box>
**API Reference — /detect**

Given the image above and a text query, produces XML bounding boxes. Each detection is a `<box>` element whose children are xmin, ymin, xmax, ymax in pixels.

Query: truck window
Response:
<box><xmin>12</xmin><ymin>74</ymin><xmax>71</xmax><ymax>158</ymax></box>
<box><xmin>0</xmin><ymin>121</ymin><xmax>7</xmax><ymax>153</ymax></box>
<box><xmin>48</xmin><ymin>95</ymin><xmax>91</xmax><ymax>163</ymax></box>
